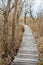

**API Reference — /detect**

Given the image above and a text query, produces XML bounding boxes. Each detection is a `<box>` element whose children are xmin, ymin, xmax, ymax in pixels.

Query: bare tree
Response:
<box><xmin>11</xmin><ymin>0</ymin><xmax>23</xmax><ymax>56</ymax></box>
<box><xmin>0</xmin><ymin>0</ymin><xmax>15</xmax><ymax>65</ymax></box>
<box><xmin>3</xmin><ymin>0</ymin><xmax>11</xmax><ymax>55</ymax></box>
<box><xmin>24</xmin><ymin>0</ymin><xmax>35</xmax><ymax>24</ymax></box>
<box><xmin>0</xmin><ymin>0</ymin><xmax>36</xmax><ymax>65</ymax></box>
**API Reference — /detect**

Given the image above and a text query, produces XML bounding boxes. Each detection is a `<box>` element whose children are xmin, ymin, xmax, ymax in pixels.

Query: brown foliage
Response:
<box><xmin>19</xmin><ymin>15</ymin><xmax>43</xmax><ymax>61</ymax></box>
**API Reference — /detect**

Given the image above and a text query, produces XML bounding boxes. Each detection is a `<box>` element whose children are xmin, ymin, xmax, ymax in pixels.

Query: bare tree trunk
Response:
<box><xmin>3</xmin><ymin>13</ymin><xmax>8</xmax><ymax>55</ymax></box>
<box><xmin>11</xmin><ymin>0</ymin><xmax>18</xmax><ymax>56</ymax></box>
<box><xmin>1</xmin><ymin>0</ymin><xmax>11</xmax><ymax>65</ymax></box>
<box><xmin>24</xmin><ymin>12</ymin><xmax>26</xmax><ymax>24</ymax></box>
<box><xmin>3</xmin><ymin>0</ymin><xmax>11</xmax><ymax>55</ymax></box>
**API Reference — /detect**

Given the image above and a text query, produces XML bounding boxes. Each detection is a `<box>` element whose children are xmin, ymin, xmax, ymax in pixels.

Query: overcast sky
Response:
<box><xmin>0</xmin><ymin>0</ymin><xmax>43</xmax><ymax>18</ymax></box>
<box><xmin>32</xmin><ymin>0</ymin><xmax>43</xmax><ymax>17</ymax></box>
<box><xmin>22</xmin><ymin>0</ymin><xmax>43</xmax><ymax>17</ymax></box>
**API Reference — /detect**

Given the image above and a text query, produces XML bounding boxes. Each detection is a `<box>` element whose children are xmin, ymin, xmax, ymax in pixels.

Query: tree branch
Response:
<box><xmin>3</xmin><ymin>5</ymin><xmax>15</xmax><ymax>14</ymax></box>
<box><xmin>9</xmin><ymin>5</ymin><xmax>15</xmax><ymax>12</ymax></box>
<box><xmin>0</xmin><ymin>8</ymin><xmax>4</xmax><ymax>11</ymax></box>
<box><xmin>1</xmin><ymin>0</ymin><xmax>5</xmax><ymax>8</ymax></box>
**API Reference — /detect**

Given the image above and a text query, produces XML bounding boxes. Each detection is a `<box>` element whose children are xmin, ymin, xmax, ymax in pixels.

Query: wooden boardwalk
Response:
<box><xmin>12</xmin><ymin>25</ymin><xmax>39</xmax><ymax>65</ymax></box>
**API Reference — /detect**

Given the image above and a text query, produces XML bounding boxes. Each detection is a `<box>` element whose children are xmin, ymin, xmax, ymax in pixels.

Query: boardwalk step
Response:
<box><xmin>18</xmin><ymin>50</ymin><xmax>38</xmax><ymax>54</ymax></box>
<box><xmin>19</xmin><ymin>48</ymin><xmax>38</xmax><ymax>51</ymax></box>
<box><xmin>14</xmin><ymin>58</ymin><xmax>38</xmax><ymax>62</ymax></box>
<box><xmin>16</xmin><ymin>54</ymin><xmax>38</xmax><ymax>59</ymax></box>
<box><xmin>12</xmin><ymin>62</ymin><xmax>38</xmax><ymax>65</ymax></box>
